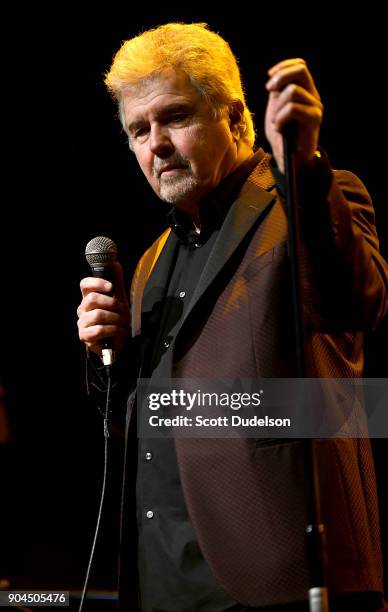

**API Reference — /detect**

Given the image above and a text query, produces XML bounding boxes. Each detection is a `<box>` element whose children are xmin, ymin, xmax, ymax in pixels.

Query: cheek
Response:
<box><xmin>133</xmin><ymin>151</ymin><xmax>162</xmax><ymax>196</ymax></box>
<box><xmin>178</xmin><ymin>128</ymin><xmax>211</xmax><ymax>172</ymax></box>
<box><xmin>186</xmin><ymin>125</ymin><xmax>232</xmax><ymax>175</ymax></box>
<box><xmin>135</xmin><ymin>150</ymin><xmax>155</xmax><ymax>181</ymax></box>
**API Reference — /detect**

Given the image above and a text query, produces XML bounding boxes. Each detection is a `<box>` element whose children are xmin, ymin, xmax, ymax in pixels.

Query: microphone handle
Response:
<box><xmin>90</xmin><ymin>264</ymin><xmax>115</xmax><ymax>286</ymax></box>
<box><xmin>90</xmin><ymin>264</ymin><xmax>115</xmax><ymax>365</ymax></box>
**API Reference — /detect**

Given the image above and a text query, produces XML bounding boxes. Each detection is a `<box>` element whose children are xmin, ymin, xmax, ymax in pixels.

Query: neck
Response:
<box><xmin>177</xmin><ymin>143</ymin><xmax>254</xmax><ymax>225</ymax></box>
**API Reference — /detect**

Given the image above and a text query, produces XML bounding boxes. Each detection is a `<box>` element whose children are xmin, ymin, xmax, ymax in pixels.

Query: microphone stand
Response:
<box><xmin>282</xmin><ymin>129</ymin><xmax>329</xmax><ymax>612</ymax></box>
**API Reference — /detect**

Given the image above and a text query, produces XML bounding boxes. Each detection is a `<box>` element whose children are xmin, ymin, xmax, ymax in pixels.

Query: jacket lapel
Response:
<box><xmin>131</xmin><ymin>228</ymin><xmax>173</xmax><ymax>338</ymax></box>
<box><xmin>179</xmin><ymin>160</ymin><xmax>277</xmax><ymax>329</ymax></box>
<box><xmin>141</xmin><ymin>230</ymin><xmax>178</xmax><ymax>314</ymax></box>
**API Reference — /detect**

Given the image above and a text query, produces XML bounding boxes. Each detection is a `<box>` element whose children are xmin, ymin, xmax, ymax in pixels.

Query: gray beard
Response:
<box><xmin>158</xmin><ymin>170</ymin><xmax>200</xmax><ymax>204</ymax></box>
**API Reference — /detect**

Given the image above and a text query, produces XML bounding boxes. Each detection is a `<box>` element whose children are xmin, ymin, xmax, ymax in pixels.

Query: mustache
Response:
<box><xmin>153</xmin><ymin>154</ymin><xmax>191</xmax><ymax>177</ymax></box>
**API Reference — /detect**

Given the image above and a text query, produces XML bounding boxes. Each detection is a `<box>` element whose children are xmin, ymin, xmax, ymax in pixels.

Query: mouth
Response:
<box><xmin>158</xmin><ymin>164</ymin><xmax>187</xmax><ymax>177</ymax></box>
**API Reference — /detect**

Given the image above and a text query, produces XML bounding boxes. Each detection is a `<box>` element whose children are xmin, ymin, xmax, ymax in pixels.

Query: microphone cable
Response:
<box><xmin>78</xmin><ymin>367</ymin><xmax>112</xmax><ymax>612</ymax></box>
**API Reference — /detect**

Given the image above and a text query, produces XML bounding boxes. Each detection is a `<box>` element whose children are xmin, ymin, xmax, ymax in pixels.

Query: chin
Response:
<box><xmin>159</xmin><ymin>176</ymin><xmax>201</xmax><ymax>204</ymax></box>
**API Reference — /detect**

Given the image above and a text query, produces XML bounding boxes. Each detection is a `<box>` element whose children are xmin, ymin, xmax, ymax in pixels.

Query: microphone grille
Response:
<box><xmin>85</xmin><ymin>236</ymin><xmax>118</xmax><ymax>265</ymax></box>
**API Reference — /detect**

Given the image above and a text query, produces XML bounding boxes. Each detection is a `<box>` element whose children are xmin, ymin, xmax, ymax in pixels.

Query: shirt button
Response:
<box><xmin>146</xmin><ymin>510</ymin><xmax>154</xmax><ymax>519</ymax></box>
<box><xmin>145</xmin><ymin>452</ymin><xmax>153</xmax><ymax>461</ymax></box>
<box><xmin>163</xmin><ymin>340</ymin><xmax>170</xmax><ymax>349</ymax></box>
<box><xmin>179</xmin><ymin>291</ymin><xmax>186</xmax><ymax>298</ymax></box>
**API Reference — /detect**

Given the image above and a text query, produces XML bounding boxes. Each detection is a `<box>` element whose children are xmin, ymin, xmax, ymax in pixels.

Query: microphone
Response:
<box><xmin>85</xmin><ymin>236</ymin><xmax>118</xmax><ymax>367</ymax></box>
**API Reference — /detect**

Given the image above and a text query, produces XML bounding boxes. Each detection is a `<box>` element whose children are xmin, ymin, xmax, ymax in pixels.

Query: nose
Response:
<box><xmin>149</xmin><ymin>123</ymin><xmax>174</xmax><ymax>158</ymax></box>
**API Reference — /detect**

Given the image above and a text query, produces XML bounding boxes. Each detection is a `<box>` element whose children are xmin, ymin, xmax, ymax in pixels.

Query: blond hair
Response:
<box><xmin>105</xmin><ymin>22</ymin><xmax>255</xmax><ymax>147</ymax></box>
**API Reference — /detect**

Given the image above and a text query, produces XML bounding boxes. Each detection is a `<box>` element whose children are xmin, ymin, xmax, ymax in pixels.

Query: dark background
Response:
<box><xmin>1</xmin><ymin>5</ymin><xmax>387</xmax><ymax>604</ymax></box>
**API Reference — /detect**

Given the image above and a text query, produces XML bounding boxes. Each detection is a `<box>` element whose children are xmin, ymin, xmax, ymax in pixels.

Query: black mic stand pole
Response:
<box><xmin>282</xmin><ymin>129</ymin><xmax>329</xmax><ymax>612</ymax></box>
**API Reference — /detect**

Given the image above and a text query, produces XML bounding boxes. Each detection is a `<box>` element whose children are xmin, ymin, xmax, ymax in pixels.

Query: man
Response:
<box><xmin>77</xmin><ymin>23</ymin><xmax>388</xmax><ymax>612</ymax></box>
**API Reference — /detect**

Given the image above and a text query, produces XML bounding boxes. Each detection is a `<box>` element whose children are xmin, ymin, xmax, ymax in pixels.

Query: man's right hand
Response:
<box><xmin>77</xmin><ymin>261</ymin><xmax>131</xmax><ymax>357</ymax></box>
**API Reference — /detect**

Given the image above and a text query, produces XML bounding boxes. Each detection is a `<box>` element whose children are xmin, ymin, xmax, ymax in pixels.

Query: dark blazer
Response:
<box><xmin>122</xmin><ymin>152</ymin><xmax>387</xmax><ymax>608</ymax></box>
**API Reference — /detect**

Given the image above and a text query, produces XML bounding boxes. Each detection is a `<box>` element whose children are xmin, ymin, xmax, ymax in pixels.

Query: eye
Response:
<box><xmin>134</xmin><ymin>126</ymin><xmax>149</xmax><ymax>139</ymax></box>
<box><xmin>171</xmin><ymin>113</ymin><xmax>186</xmax><ymax>121</ymax></box>
<box><xmin>168</xmin><ymin>112</ymin><xmax>190</xmax><ymax>124</ymax></box>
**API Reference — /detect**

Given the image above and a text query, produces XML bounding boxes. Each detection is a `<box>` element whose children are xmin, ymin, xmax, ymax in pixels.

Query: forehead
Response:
<box><xmin>121</xmin><ymin>70</ymin><xmax>202</xmax><ymax>124</ymax></box>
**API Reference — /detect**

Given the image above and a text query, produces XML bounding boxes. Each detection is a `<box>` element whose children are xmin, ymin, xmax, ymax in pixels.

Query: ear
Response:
<box><xmin>228</xmin><ymin>100</ymin><xmax>244</xmax><ymax>140</ymax></box>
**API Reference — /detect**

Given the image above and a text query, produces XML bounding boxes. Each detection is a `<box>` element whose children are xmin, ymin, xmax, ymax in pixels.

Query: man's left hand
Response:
<box><xmin>264</xmin><ymin>58</ymin><xmax>323</xmax><ymax>173</ymax></box>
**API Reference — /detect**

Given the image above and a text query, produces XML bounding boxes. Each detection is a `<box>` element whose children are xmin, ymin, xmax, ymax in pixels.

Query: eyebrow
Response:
<box><xmin>127</xmin><ymin>101</ymin><xmax>195</xmax><ymax>134</ymax></box>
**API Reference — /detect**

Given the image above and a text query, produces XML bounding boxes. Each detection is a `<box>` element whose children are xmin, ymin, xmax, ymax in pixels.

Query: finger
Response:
<box><xmin>266</xmin><ymin>63</ymin><xmax>317</xmax><ymax>96</ymax></box>
<box><xmin>78</xmin><ymin>308</ymin><xmax>122</xmax><ymax>329</ymax></box>
<box><xmin>266</xmin><ymin>64</ymin><xmax>320</xmax><ymax>100</ymax></box>
<box><xmin>271</xmin><ymin>84</ymin><xmax>323</xmax><ymax>121</ymax></box>
<box><xmin>80</xmin><ymin>276</ymin><xmax>113</xmax><ymax>297</ymax></box>
<box><xmin>268</xmin><ymin>58</ymin><xmax>306</xmax><ymax>77</ymax></box>
<box><xmin>78</xmin><ymin>322</ymin><xmax>122</xmax><ymax>345</ymax></box>
<box><xmin>273</xmin><ymin>102</ymin><xmax>323</xmax><ymax>133</ymax></box>
<box><xmin>77</xmin><ymin>291</ymin><xmax>116</xmax><ymax>316</ymax></box>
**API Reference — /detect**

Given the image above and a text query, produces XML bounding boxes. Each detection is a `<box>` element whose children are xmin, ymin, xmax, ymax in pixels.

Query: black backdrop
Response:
<box><xmin>1</xmin><ymin>5</ymin><xmax>387</xmax><ymax>599</ymax></box>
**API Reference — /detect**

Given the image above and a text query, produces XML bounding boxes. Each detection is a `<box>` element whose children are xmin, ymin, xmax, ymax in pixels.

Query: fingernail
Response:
<box><xmin>267</xmin><ymin>75</ymin><xmax>279</xmax><ymax>88</ymax></box>
<box><xmin>104</xmin><ymin>282</ymin><xmax>112</xmax><ymax>291</ymax></box>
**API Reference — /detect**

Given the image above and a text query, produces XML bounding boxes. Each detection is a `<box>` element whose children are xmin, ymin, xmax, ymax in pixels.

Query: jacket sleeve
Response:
<box><xmin>281</xmin><ymin>151</ymin><xmax>388</xmax><ymax>332</ymax></box>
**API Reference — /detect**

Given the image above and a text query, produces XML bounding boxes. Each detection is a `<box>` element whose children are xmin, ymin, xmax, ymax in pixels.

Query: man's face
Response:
<box><xmin>122</xmin><ymin>70</ymin><xmax>239</xmax><ymax>213</ymax></box>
